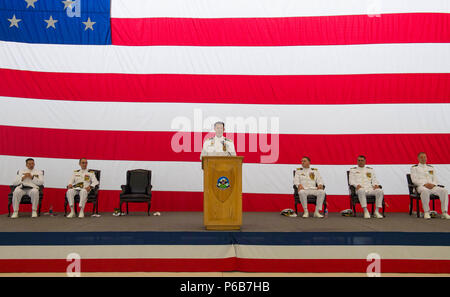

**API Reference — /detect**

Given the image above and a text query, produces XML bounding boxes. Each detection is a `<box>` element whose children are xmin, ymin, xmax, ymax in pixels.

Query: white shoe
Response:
<box><xmin>441</xmin><ymin>213</ymin><xmax>450</xmax><ymax>220</ymax></box>
<box><xmin>363</xmin><ymin>209</ymin><xmax>371</xmax><ymax>219</ymax></box>
<box><xmin>314</xmin><ymin>211</ymin><xmax>324</xmax><ymax>218</ymax></box>
<box><xmin>374</xmin><ymin>211</ymin><xmax>383</xmax><ymax>219</ymax></box>
<box><xmin>302</xmin><ymin>211</ymin><xmax>309</xmax><ymax>218</ymax></box>
<box><xmin>31</xmin><ymin>211</ymin><xmax>38</xmax><ymax>218</ymax></box>
<box><xmin>78</xmin><ymin>210</ymin><xmax>84</xmax><ymax>218</ymax></box>
<box><xmin>11</xmin><ymin>212</ymin><xmax>18</xmax><ymax>219</ymax></box>
<box><xmin>67</xmin><ymin>211</ymin><xmax>75</xmax><ymax>218</ymax></box>
<box><xmin>424</xmin><ymin>212</ymin><xmax>431</xmax><ymax>220</ymax></box>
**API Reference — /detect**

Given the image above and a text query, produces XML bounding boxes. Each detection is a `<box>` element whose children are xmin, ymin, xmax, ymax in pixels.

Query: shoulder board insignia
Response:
<box><xmin>412</xmin><ymin>165</ymin><xmax>418</xmax><ymax>167</ymax></box>
<box><xmin>312</xmin><ymin>168</ymin><xmax>317</xmax><ymax>171</ymax></box>
<box><xmin>208</xmin><ymin>137</ymin><xmax>214</xmax><ymax>140</ymax></box>
<box><xmin>88</xmin><ymin>170</ymin><xmax>94</xmax><ymax>173</ymax></box>
<box><xmin>224</xmin><ymin>138</ymin><xmax>232</xmax><ymax>142</ymax></box>
<box><xmin>74</xmin><ymin>169</ymin><xmax>80</xmax><ymax>172</ymax></box>
<box><xmin>296</xmin><ymin>168</ymin><xmax>302</xmax><ymax>171</ymax></box>
<box><xmin>427</xmin><ymin>165</ymin><xmax>433</xmax><ymax>168</ymax></box>
<box><xmin>366</xmin><ymin>167</ymin><xmax>373</xmax><ymax>169</ymax></box>
<box><xmin>351</xmin><ymin>167</ymin><xmax>357</xmax><ymax>169</ymax></box>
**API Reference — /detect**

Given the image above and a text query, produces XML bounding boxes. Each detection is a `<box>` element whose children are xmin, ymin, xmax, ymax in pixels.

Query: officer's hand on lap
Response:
<box><xmin>356</xmin><ymin>185</ymin><xmax>362</xmax><ymax>190</ymax></box>
<box><xmin>22</xmin><ymin>173</ymin><xmax>32</xmax><ymax>180</ymax></box>
<box><xmin>425</xmin><ymin>183</ymin><xmax>435</xmax><ymax>189</ymax></box>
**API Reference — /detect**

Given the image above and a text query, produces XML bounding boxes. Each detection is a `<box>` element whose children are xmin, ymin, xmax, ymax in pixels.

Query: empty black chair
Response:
<box><xmin>292</xmin><ymin>170</ymin><xmax>327</xmax><ymax>214</ymax></box>
<box><xmin>64</xmin><ymin>169</ymin><xmax>101</xmax><ymax>216</ymax></box>
<box><xmin>7</xmin><ymin>170</ymin><xmax>44</xmax><ymax>217</ymax></box>
<box><xmin>347</xmin><ymin>171</ymin><xmax>385</xmax><ymax>217</ymax></box>
<box><xmin>406</xmin><ymin>173</ymin><xmax>441</xmax><ymax>218</ymax></box>
<box><xmin>120</xmin><ymin>169</ymin><xmax>152</xmax><ymax>215</ymax></box>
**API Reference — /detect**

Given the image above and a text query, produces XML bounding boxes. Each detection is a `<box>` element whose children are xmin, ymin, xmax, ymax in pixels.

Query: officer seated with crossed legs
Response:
<box><xmin>11</xmin><ymin>158</ymin><xmax>44</xmax><ymax>219</ymax></box>
<box><xmin>411</xmin><ymin>152</ymin><xmax>450</xmax><ymax>220</ymax></box>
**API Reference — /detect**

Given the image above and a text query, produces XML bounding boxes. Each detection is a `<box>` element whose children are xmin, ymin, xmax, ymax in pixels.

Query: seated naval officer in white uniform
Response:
<box><xmin>66</xmin><ymin>158</ymin><xmax>99</xmax><ymax>218</ymax></box>
<box><xmin>349</xmin><ymin>155</ymin><xmax>384</xmax><ymax>219</ymax></box>
<box><xmin>11</xmin><ymin>158</ymin><xmax>44</xmax><ymax>219</ymax></box>
<box><xmin>293</xmin><ymin>156</ymin><xmax>326</xmax><ymax>218</ymax></box>
<box><xmin>200</xmin><ymin>121</ymin><xmax>236</xmax><ymax>159</ymax></box>
<box><xmin>411</xmin><ymin>152</ymin><xmax>450</xmax><ymax>220</ymax></box>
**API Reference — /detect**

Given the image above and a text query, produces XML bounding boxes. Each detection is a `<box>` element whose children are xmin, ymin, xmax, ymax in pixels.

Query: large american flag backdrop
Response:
<box><xmin>0</xmin><ymin>0</ymin><xmax>449</xmax><ymax>214</ymax></box>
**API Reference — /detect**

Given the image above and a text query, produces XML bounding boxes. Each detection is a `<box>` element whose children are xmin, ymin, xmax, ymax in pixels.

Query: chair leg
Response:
<box><xmin>409</xmin><ymin>197</ymin><xmax>413</xmax><ymax>216</ymax></box>
<box><xmin>294</xmin><ymin>202</ymin><xmax>298</xmax><ymax>214</ymax></box>
<box><xmin>147</xmin><ymin>202</ymin><xmax>151</xmax><ymax>216</ymax></box>
<box><xmin>126</xmin><ymin>202</ymin><xmax>129</xmax><ymax>214</ymax></box>
<box><xmin>417</xmin><ymin>198</ymin><xmax>420</xmax><ymax>218</ymax></box>
<box><xmin>119</xmin><ymin>201</ymin><xmax>123</xmax><ymax>214</ymax></box>
<box><xmin>371</xmin><ymin>203</ymin><xmax>375</xmax><ymax>215</ymax></box>
<box><xmin>38</xmin><ymin>201</ymin><xmax>42</xmax><ymax>216</ymax></box>
<box><xmin>8</xmin><ymin>202</ymin><xmax>11</xmax><ymax>217</ymax></box>
<box><xmin>433</xmin><ymin>198</ymin><xmax>435</xmax><ymax>212</ymax></box>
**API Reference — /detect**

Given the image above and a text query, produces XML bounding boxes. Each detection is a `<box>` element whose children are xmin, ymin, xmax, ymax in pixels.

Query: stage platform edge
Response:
<box><xmin>0</xmin><ymin>231</ymin><xmax>449</xmax><ymax>274</ymax></box>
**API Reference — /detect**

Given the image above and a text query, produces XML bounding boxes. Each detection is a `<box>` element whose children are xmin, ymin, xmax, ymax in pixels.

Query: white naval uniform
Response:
<box><xmin>12</xmin><ymin>169</ymin><xmax>44</xmax><ymax>212</ymax></box>
<box><xmin>200</xmin><ymin>135</ymin><xmax>236</xmax><ymax>160</ymax></box>
<box><xmin>349</xmin><ymin>166</ymin><xmax>384</xmax><ymax>208</ymax></box>
<box><xmin>293</xmin><ymin>167</ymin><xmax>325</xmax><ymax>211</ymax></box>
<box><xmin>66</xmin><ymin>169</ymin><xmax>99</xmax><ymax>209</ymax></box>
<box><xmin>411</xmin><ymin>163</ymin><xmax>448</xmax><ymax>213</ymax></box>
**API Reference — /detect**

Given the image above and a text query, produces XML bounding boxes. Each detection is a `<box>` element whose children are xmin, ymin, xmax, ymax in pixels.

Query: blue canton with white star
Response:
<box><xmin>0</xmin><ymin>0</ymin><xmax>111</xmax><ymax>44</ymax></box>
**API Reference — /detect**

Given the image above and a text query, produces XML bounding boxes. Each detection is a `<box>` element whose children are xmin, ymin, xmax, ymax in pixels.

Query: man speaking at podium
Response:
<box><xmin>200</xmin><ymin>121</ymin><xmax>236</xmax><ymax>159</ymax></box>
<box><xmin>200</xmin><ymin>121</ymin><xmax>242</xmax><ymax>230</ymax></box>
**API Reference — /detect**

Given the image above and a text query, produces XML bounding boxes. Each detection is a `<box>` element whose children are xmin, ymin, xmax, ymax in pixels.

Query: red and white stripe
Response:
<box><xmin>1</xmin><ymin>0</ymin><xmax>449</xmax><ymax>213</ymax></box>
<box><xmin>111</xmin><ymin>0</ymin><xmax>450</xmax><ymax>19</ymax></box>
<box><xmin>0</xmin><ymin>244</ymin><xmax>449</xmax><ymax>273</ymax></box>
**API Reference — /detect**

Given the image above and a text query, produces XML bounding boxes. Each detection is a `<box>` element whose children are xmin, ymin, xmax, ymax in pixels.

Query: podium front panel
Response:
<box><xmin>202</xmin><ymin>156</ymin><xmax>243</xmax><ymax>230</ymax></box>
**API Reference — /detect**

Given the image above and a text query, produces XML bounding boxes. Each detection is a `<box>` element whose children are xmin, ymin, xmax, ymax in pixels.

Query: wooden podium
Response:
<box><xmin>202</xmin><ymin>156</ymin><xmax>243</xmax><ymax>230</ymax></box>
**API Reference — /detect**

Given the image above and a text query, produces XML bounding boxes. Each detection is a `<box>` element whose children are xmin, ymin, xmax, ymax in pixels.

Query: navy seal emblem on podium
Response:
<box><xmin>216</xmin><ymin>176</ymin><xmax>230</xmax><ymax>190</ymax></box>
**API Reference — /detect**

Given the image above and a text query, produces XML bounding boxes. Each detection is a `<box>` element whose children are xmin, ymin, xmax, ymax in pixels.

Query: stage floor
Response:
<box><xmin>1</xmin><ymin>212</ymin><xmax>449</xmax><ymax>233</ymax></box>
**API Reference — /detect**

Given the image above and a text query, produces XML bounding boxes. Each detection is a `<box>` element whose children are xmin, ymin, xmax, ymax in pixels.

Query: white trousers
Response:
<box><xmin>357</xmin><ymin>188</ymin><xmax>384</xmax><ymax>208</ymax></box>
<box><xmin>66</xmin><ymin>188</ymin><xmax>88</xmax><ymax>209</ymax></box>
<box><xmin>299</xmin><ymin>189</ymin><xmax>325</xmax><ymax>211</ymax></box>
<box><xmin>13</xmin><ymin>187</ymin><xmax>39</xmax><ymax>212</ymax></box>
<box><xmin>417</xmin><ymin>186</ymin><xmax>449</xmax><ymax>213</ymax></box>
